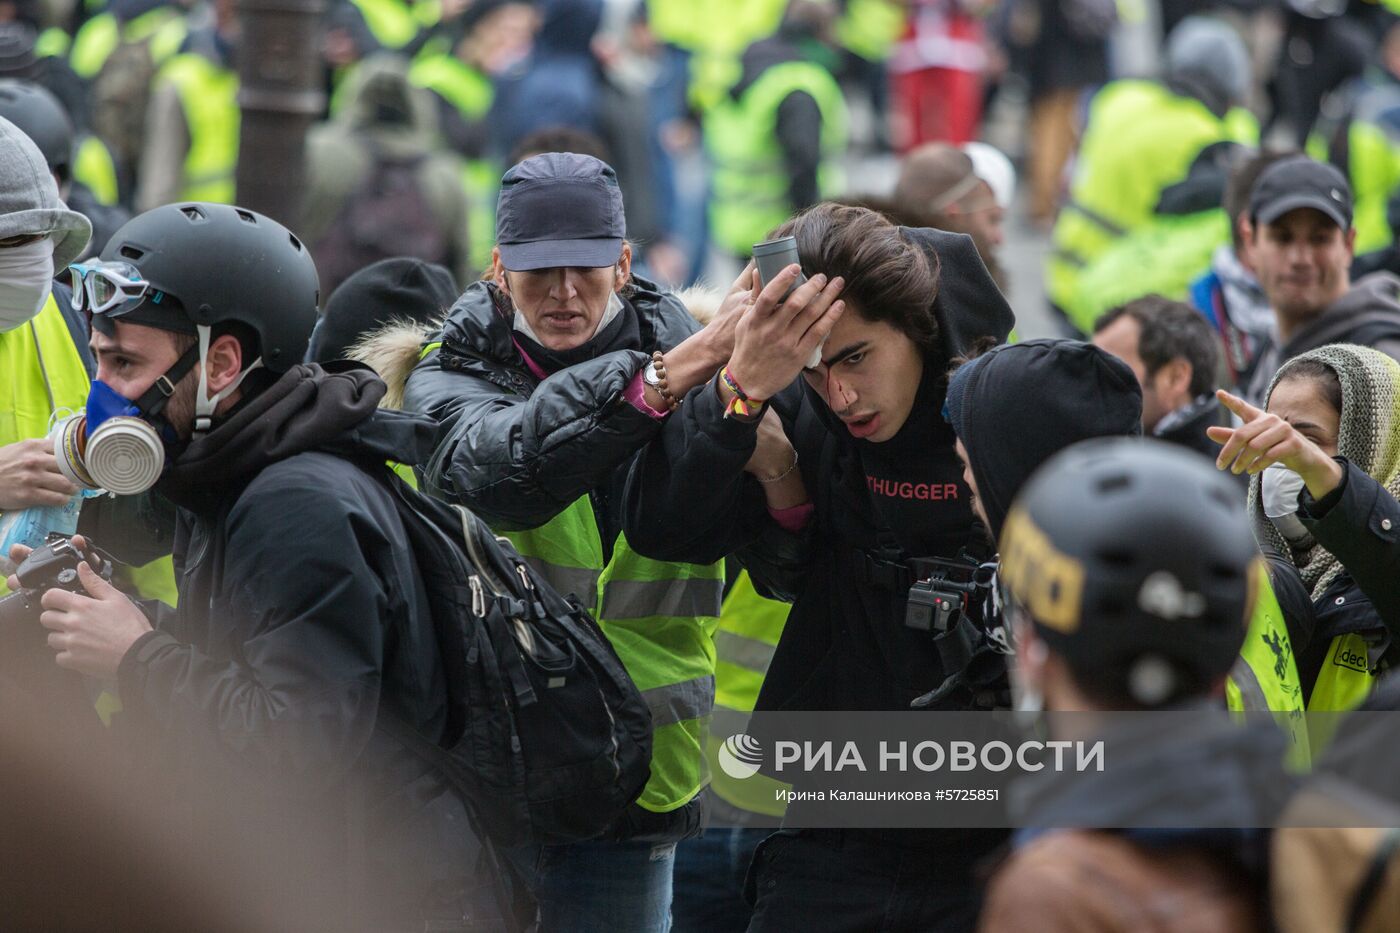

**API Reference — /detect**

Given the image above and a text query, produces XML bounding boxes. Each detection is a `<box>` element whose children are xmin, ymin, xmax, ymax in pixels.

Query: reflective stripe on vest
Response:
<box><xmin>1226</xmin><ymin>568</ymin><xmax>1310</xmax><ymax>770</ymax></box>
<box><xmin>1046</xmin><ymin>79</ymin><xmax>1258</xmax><ymax>321</ymax></box>
<box><xmin>75</xmin><ymin>135</ymin><xmax>120</xmax><ymax>207</ymax></box>
<box><xmin>705</xmin><ymin>59</ymin><xmax>848</xmax><ymax>255</ymax></box>
<box><xmin>708</xmin><ymin>571</ymin><xmax>791</xmax><ymax>818</ymax></box>
<box><xmin>162</xmin><ymin>54</ymin><xmax>240</xmax><ymax>204</ymax></box>
<box><xmin>505</xmin><ymin>497</ymin><xmax>723</xmax><ymax>813</ymax></box>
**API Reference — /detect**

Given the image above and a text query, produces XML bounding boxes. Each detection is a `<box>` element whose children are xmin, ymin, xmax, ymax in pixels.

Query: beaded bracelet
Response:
<box><xmin>651</xmin><ymin>350</ymin><xmax>681</xmax><ymax>412</ymax></box>
<box><xmin>720</xmin><ymin>366</ymin><xmax>765</xmax><ymax>420</ymax></box>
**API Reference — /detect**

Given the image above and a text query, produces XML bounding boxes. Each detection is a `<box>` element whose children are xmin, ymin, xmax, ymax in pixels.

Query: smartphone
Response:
<box><xmin>752</xmin><ymin>236</ymin><xmax>824</xmax><ymax>369</ymax></box>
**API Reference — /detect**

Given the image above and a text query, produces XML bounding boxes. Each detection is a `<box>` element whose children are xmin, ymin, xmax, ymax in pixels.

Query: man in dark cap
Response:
<box><xmin>1241</xmin><ymin>155</ymin><xmax>1400</xmax><ymax>404</ymax></box>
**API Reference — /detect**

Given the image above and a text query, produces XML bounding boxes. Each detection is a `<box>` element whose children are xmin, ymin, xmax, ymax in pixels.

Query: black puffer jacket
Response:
<box><xmin>115</xmin><ymin>363</ymin><xmax>502</xmax><ymax>932</ymax></box>
<box><xmin>402</xmin><ymin>274</ymin><xmax>699</xmax><ymax>537</ymax></box>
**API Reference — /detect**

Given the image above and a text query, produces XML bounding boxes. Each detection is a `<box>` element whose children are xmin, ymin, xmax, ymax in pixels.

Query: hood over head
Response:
<box><xmin>945</xmin><ymin>339</ymin><xmax>1142</xmax><ymax>540</ymax></box>
<box><xmin>1164</xmin><ymin>16</ymin><xmax>1249</xmax><ymax>116</ymax></box>
<box><xmin>1251</xmin><ymin>343</ymin><xmax>1400</xmax><ymax>598</ymax></box>
<box><xmin>536</xmin><ymin>0</ymin><xmax>602</xmax><ymax>55</ymax></box>
<box><xmin>308</xmin><ymin>258</ymin><xmax>458</xmax><ymax>364</ymax></box>
<box><xmin>333</xmin><ymin>53</ymin><xmax>440</xmax><ymax>142</ymax></box>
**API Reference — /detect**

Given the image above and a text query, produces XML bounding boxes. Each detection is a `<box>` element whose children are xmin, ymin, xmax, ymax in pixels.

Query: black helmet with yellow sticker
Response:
<box><xmin>999</xmin><ymin>437</ymin><xmax>1259</xmax><ymax>708</ymax></box>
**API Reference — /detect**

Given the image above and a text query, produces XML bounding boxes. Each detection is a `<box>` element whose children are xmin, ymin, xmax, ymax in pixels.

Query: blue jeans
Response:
<box><xmin>506</xmin><ymin>838</ymin><xmax>676</xmax><ymax>933</ymax></box>
<box><xmin>671</xmin><ymin>827</ymin><xmax>769</xmax><ymax>933</ymax></box>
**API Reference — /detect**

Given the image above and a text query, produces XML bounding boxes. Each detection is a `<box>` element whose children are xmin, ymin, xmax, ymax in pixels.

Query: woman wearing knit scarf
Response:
<box><xmin>1210</xmin><ymin>344</ymin><xmax>1400</xmax><ymax>724</ymax></box>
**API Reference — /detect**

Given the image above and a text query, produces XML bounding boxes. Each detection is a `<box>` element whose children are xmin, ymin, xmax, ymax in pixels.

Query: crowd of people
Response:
<box><xmin>3</xmin><ymin>0</ymin><xmax>1400</xmax><ymax>931</ymax></box>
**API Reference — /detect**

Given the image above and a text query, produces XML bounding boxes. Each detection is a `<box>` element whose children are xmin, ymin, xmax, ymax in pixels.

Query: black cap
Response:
<box><xmin>1249</xmin><ymin>155</ymin><xmax>1352</xmax><ymax>231</ymax></box>
<box><xmin>495</xmin><ymin>152</ymin><xmax>625</xmax><ymax>271</ymax></box>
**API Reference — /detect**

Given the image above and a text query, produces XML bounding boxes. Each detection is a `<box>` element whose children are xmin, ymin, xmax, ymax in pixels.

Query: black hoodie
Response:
<box><xmin>945</xmin><ymin>339</ymin><xmax>1143</xmax><ymax>542</ymax></box>
<box><xmin>116</xmin><ymin>363</ymin><xmax>500</xmax><ymax>929</ymax></box>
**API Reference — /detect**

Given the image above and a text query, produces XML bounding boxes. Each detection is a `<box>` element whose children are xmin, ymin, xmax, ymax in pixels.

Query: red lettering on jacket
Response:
<box><xmin>866</xmin><ymin>476</ymin><xmax>960</xmax><ymax>501</ymax></box>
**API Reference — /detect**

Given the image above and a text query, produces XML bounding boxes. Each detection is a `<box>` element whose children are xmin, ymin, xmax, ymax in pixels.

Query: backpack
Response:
<box><xmin>312</xmin><ymin>141</ymin><xmax>454</xmax><ymax>297</ymax></box>
<box><xmin>379</xmin><ymin>474</ymin><xmax>653</xmax><ymax>849</ymax></box>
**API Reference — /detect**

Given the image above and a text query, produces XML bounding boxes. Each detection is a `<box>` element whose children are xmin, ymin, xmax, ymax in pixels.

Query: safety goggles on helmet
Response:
<box><xmin>67</xmin><ymin>260</ymin><xmax>151</xmax><ymax>316</ymax></box>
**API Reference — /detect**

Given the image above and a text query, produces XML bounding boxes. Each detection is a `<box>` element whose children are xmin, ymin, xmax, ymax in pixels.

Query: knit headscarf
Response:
<box><xmin>1249</xmin><ymin>344</ymin><xmax>1400</xmax><ymax>599</ymax></box>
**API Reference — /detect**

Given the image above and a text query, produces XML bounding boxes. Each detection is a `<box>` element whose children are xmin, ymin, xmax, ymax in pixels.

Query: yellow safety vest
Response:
<box><xmin>505</xmin><ymin>498</ymin><xmax>724</xmax><ymax>813</ymax></box>
<box><xmin>350</xmin><ymin>0</ymin><xmax>423</xmax><ymax>50</ymax></box>
<box><xmin>408</xmin><ymin>52</ymin><xmax>499</xmax><ymax>276</ymax></box>
<box><xmin>834</xmin><ymin>0</ymin><xmax>905</xmax><ymax>62</ymax></box>
<box><xmin>1226</xmin><ymin>568</ymin><xmax>1311</xmax><ymax>770</ymax></box>
<box><xmin>159</xmin><ymin>53</ymin><xmax>240</xmax><ymax>204</ymax></box>
<box><xmin>74</xmin><ymin>134</ymin><xmax>120</xmax><ymax>207</ymax></box>
<box><xmin>1048</xmin><ymin>80</ymin><xmax>1258</xmax><ymax>329</ymax></box>
<box><xmin>704</xmin><ymin>59</ymin><xmax>848</xmax><ymax>256</ymax></box>
<box><xmin>707</xmin><ymin>571</ymin><xmax>791</xmax><ymax>818</ymax></box>
<box><xmin>69</xmin><ymin>6</ymin><xmax>188</xmax><ymax>80</ymax></box>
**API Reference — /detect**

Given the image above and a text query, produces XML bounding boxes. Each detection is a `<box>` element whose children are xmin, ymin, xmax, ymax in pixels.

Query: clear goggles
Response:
<box><xmin>67</xmin><ymin>260</ymin><xmax>152</xmax><ymax>317</ymax></box>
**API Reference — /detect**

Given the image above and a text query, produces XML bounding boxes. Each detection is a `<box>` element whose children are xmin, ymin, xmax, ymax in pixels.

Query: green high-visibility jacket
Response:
<box><xmin>69</xmin><ymin>6</ymin><xmax>187</xmax><ymax>80</ymax></box>
<box><xmin>349</xmin><ymin>0</ymin><xmax>423</xmax><ymax>50</ymax></box>
<box><xmin>408</xmin><ymin>52</ymin><xmax>498</xmax><ymax>275</ymax></box>
<box><xmin>1048</xmin><ymin>80</ymin><xmax>1257</xmax><ymax>325</ymax></box>
<box><xmin>74</xmin><ymin>134</ymin><xmax>120</xmax><ymax>207</ymax></box>
<box><xmin>1065</xmin><ymin>209</ymin><xmax>1229</xmax><ymax>333</ymax></box>
<box><xmin>158</xmin><ymin>53</ymin><xmax>239</xmax><ymax>204</ymax></box>
<box><xmin>704</xmin><ymin>59</ymin><xmax>848</xmax><ymax>256</ymax></box>
<box><xmin>707</xmin><ymin>571</ymin><xmax>790</xmax><ymax>818</ymax></box>
<box><xmin>834</xmin><ymin>0</ymin><xmax>906</xmax><ymax>62</ymax></box>
<box><xmin>504</xmin><ymin>501</ymin><xmax>724</xmax><ymax>813</ymax></box>
<box><xmin>1226</xmin><ymin>567</ymin><xmax>1311</xmax><ymax>770</ymax></box>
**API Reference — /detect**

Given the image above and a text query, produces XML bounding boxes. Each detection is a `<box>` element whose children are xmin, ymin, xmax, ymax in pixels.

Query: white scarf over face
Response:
<box><xmin>0</xmin><ymin>236</ymin><xmax>54</xmax><ymax>332</ymax></box>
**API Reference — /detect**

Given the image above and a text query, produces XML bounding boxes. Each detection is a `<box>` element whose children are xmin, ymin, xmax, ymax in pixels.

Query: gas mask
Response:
<box><xmin>55</xmin><ymin>260</ymin><xmax>265</xmax><ymax>494</ymax></box>
<box><xmin>52</xmin><ymin>326</ymin><xmax>262</xmax><ymax>495</ymax></box>
<box><xmin>1261</xmin><ymin>464</ymin><xmax>1312</xmax><ymax>546</ymax></box>
<box><xmin>0</xmin><ymin>236</ymin><xmax>55</xmax><ymax>332</ymax></box>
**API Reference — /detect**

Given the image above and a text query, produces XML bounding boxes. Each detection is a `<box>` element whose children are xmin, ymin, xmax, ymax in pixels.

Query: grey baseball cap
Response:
<box><xmin>0</xmin><ymin>114</ymin><xmax>89</xmax><ymax>266</ymax></box>
<box><xmin>1249</xmin><ymin>156</ymin><xmax>1353</xmax><ymax>231</ymax></box>
<box><xmin>495</xmin><ymin>152</ymin><xmax>625</xmax><ymax>271</ymax></box>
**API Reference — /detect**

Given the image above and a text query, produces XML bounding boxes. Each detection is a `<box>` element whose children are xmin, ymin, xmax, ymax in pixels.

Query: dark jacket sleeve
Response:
<box><xmin>403</xmin><ymin>346</ymin><xmax>663</xmax><ymax>530</ymax></box>
<box><xmin>116</xmin><ymin>475</ymin><xmax>389</xmax><ymax>790</ymax></box>
<box><xmin>1300</xmin><ymin>457</ymin><xmax>1400</xmax><ymax>635</ymax></box>
<box><xmin>776</xmin><ymin>90</ymin><xmax>822</xmax><ymax>212</ymax></box>
<box><xmin>623</xmin><ymin>378</ymin><xmax>813</xmax><ymax>598</ymax></box>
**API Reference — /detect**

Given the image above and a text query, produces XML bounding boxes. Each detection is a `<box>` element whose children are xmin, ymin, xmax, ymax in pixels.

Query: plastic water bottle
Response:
<box><xmin>0</xmin><ymin>488</ymin><xmax>101</xmax><ymax>576</ymax></box>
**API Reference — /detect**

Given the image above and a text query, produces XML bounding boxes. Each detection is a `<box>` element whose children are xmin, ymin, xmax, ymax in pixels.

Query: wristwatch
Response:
<box><xmin>642</xmin><ymin>360</ymin><xmax>664</xmax><ymax>391</ymax></box>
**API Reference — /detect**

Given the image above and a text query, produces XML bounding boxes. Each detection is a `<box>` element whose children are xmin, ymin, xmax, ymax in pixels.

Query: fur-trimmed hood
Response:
<box><xmin>350</xmin><ymin>281</ymin><xmax>724</xmax><ymax>408</ymax></box>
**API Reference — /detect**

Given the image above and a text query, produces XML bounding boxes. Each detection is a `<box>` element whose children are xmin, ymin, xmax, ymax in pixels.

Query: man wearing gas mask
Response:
<box><xmin>5</xmin><ymin>202</ymin><xmax>505</xmax><ymax>930</ymax></box>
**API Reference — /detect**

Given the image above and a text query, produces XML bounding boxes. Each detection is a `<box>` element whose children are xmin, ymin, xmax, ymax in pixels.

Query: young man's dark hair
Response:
<box><xmin>623</xmin><ymin>206</ymin><xmax>1016</xmax><ymax>931</ymax></box>
<box><xmin>772</xmin><ymin>203</ymin><xmax>941</xmax><ymax>354</ymax></box>
<box><xmin>1096</xmin><ymin>296</ymin><xmax>1221</xmax><ymax>399</ymax></box>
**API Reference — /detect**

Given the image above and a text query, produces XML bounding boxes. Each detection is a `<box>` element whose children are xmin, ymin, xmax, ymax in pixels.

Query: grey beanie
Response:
<box><xmin>0</xmin><ymin>115</ymin><xmax>90</xmax><ymax>267</ymax></box>
<box><xmin>1165</xmin><ymin>16</ymin><xmax>1250</xmax><ymax>109</ymax></box>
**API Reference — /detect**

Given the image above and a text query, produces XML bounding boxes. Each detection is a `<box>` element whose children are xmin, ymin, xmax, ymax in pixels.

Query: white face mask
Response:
<box><xmin>1261</xmin><ymin>464</ymin><xmax>1310</xmax><ymax>543</ymax></box>
<box><xmin>0</xmin><ymin>236</ymin><xmax>54</xmax><ymax>332</ymax></box>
